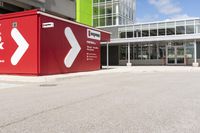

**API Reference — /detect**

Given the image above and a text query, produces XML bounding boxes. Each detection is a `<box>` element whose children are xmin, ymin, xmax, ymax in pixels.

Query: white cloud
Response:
<box><xmin>136</xmin><ymin>14</ymin><xmax>160</xmax><ymax>22</ymax></box>
<box><xmin>148</xmin><ymin>0</ymin><xmax>182</xmax><ymax>15</ymax></box>
<box><xmin>170</xmin><ymin>14</ymin><xmax>194</xmax><ymax>20</ymax></box>
<box><xmin>146</xmin><ymin>0</ymin><xmax>194</xmax><ymax>22</ymax></box>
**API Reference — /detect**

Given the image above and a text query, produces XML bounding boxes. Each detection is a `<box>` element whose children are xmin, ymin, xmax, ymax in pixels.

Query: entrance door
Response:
<box><xmin>176</xmin><ymin>47</ymin><xmax>185</xmax><ymax>64</ymax></box>
<box><xmin>167</xmin><ymin>46</ymin><xmax>185</xmax><ymax>65</ymax></box>
<box><xmin>167</xmin><ymin>47</ymin><xmax>175</xmax><ymax>64</ymax></box>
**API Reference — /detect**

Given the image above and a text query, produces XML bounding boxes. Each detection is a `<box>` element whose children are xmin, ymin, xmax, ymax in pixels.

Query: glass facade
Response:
<box><xmin>113</xmin><ymin>19</ymin><xmax>200</xmax><ymax>66</ymax></box>
<box><xmin>119</xmin><ymin>41</ymin><xmax>196</xmax><ymax>65</ymax></box>
<box><xmin>102</xmin><ymin>18</ymin><xmax>200</xmax><ymax>66</ymax></box>
<box><xmin>120</xmin><ymin>43</ymin><xmax>164</xmax><ymax>61</ymax></box>
<box><xmin>118</xmin><ymin>19</ymin><xmax>200</xmax><ymax>39</ymax></box>
<box><xmin>93</xmin><ymin>0</ymin><xmax>136</xmax><ymax>27</ymax></box>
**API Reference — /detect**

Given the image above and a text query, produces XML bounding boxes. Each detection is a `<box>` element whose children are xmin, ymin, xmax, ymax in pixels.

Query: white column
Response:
<box><xmin>116</xmin><ymin>5</ymin><xmax>119</xmax><ymax>25</ymax></box>
<box><xmin>193</xmin><ymin>40</ymin><xmax>199</xmax><ymax>67</ymax></box>
<box><xmin>106</xmin><ymin>43</ymin><xmax>109</xmax><ymax>68</ymax></box>
<box><xmin>127</xmin><ymin>43</ymin><xmax>132</xmax><ymax>66</ymax></box>
<box><xmin>194</xmin><ymin>40</ymin><xmax>197</xmax><ymax>63</ymax></box>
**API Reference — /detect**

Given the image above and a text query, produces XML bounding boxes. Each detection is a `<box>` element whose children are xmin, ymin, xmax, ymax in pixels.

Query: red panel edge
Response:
<box><xmin>0</xmin><ymin>9</ymin><xmax>39</xmax><ymax>20</ymax></box>
<box><xmin>37</xmin><ymin>14</ymin><xmax>41</xmax><ymax>76</ymax></box>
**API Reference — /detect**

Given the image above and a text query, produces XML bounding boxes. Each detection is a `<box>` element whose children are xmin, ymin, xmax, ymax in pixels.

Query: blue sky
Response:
<box><xmin>136</xmin><ymin>0</ymin><xmax>200</xmax><ymax>22</ymax></box>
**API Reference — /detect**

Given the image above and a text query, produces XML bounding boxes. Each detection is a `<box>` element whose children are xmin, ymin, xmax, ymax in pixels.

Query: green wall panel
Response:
<box><xmin>76</xmin><ymin>0</ymin><xmax>92</xmax><ymax>26</ymax></box>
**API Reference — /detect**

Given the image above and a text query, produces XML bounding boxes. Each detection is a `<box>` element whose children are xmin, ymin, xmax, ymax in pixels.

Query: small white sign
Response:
<box><xmin>87</xmin><ymin>29</ymin><xmax>101</xmax><ymax>40</ymax></box>
<box><xmin>42</xmin><ymin>22</ymin><xmax>54</xmax><ymax>28</ymax></box>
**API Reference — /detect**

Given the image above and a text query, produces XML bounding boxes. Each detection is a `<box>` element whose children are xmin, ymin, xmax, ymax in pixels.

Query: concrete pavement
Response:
<box><xmin>1</xmin><ymin>66</ymin><xmax>200</xmax><ymax>83</ymax></box>
<box><xmin>0</xmin><ymin>67</ymin><xmax>200</xmax><ymax>132</ymax></box>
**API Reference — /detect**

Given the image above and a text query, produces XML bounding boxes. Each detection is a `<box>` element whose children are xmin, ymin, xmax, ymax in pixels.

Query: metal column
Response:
<box><xmin>106</xmin><ymin>42</ymin><xmax>109</xmax><ymax>68</ymax></box>
<box><xmin>193</xmin><ymin>40</ymin><xmax>199</xmax><ymax>67</ymax></box>
<box><xmin>127</xmin><ymin>43</ymin><xmax>132</xmax><ymax>66</ymax></box>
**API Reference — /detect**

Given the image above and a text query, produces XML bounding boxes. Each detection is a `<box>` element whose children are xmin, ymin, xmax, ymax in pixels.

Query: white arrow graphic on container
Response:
<box><xmin>11</xmin><ymin>28</ymin><xmax>29</xmax><ymax>66</ymax></box>
<box><xmin>64</xmin><ymin>27</ymin><xmax>81</xmax><ymax>68</ymax></box>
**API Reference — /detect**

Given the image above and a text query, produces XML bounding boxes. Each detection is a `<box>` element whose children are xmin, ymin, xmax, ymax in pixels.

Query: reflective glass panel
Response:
<box><xmin>120</xmin><ymin>45</ymin><xmax>127</xmax><ymax>60</ymax></box>
<box><xmin>186</xmin><ymin>25</ymin><xmax>194</xmax><ymax>34</ymax></box>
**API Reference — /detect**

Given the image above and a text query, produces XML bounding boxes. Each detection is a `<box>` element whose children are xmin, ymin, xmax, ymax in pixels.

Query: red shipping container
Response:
<box><xmin>0</xmin><ymin>10</ymin><xmax>110</xmax><ymax>75</ymax></box>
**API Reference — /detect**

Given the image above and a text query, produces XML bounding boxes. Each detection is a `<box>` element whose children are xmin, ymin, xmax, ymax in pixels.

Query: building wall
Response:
<box><xmin>93</xmin><ymin>0</ymin><xmax>136</xmax><ymax>27</ymax></box>
<box><xmin>76</xmin><ymin>0</ymin><xmax>92</xmax><ymax>26</ymax></box>
<box><xmin>0</xmin><ymin>0</ymin><xmax>76</xmax><ymax>19</ymax></box>
<box><xmin>43</xmin><ymin>0</ymin><xmax>75</xmax><ymax>19</ymax></box>
<box><xmin>99</xmin><ymin>26</ymin><xmax>121</xmax><ymax>38</ymax></box>
<box><xmin>102</xmin><ymin>40</ymin><xmax>200</xmax><ymax>66</ymax></box>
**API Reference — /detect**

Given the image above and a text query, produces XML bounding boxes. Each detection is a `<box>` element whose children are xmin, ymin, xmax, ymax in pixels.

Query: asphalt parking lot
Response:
<box><xmin>0</xmin><ymin>66</ymin><xmax>200</xmax><ymax>133</ymax></box>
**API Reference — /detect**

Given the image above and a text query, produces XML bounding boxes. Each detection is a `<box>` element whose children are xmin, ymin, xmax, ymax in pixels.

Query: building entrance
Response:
<box><xmin>167</xmin><ymin>46</ymin><xmax>185</xmax><ymax>65</ymax></box>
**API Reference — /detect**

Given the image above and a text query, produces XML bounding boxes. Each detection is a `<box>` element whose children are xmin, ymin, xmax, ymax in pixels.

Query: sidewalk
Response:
<box><xmin>1</xmin><ymin>66</ymin><xmax>200</xmax><ymax>83</ymax></box>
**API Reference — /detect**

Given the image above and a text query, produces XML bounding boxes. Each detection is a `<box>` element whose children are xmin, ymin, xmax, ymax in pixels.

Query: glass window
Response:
<box><xmin>176</xmin><ymin>26</ymin><xmax>185</xmax><ymax>35</ymax></box>
<box><xmin>134</xmin><ymin>30</ymin><xmax>141</xmax><ymax>37</ymax></box>
<box><xmin>150</xmin><ymin>29</ymin><xmax>157</xmax><ymax>36</ymax></box>
<box><xmin>142</xmin><ymin>24</ymin><xmax>149</xmax><ymax>30</ymax></box>
<box><xmin>167</xmin><ymin>22</ymin><xmax>175</xmax><ymax>35</ymax></box>
<box><xmin>134</xmin><ymin>44</ymin><xmax>141</xmax><ymax>60</ymax></box>
<box><xmin>106</xmin><ymin>17</ymin><xmax>112</xmax><ymax>26</ymax></box>
<box><xmin>142</xmin><ymin>24</ymin><xmax>149</xmax><ymax>37</ymax></box>
<box><xmin>119</xmin><ymin>32</ymin><xmax>126</xmax><ymax>38</ymax></box>
<box><xmin>158</xmin><ymin>29</ymin><xmax>165</xmax><ymax>36</ymax></box>
<box><xmin>120</xmin><ymin>45</ymin><xmax>127</xmax><ymax>60</ymax></box>
<box><xmin>119</xmin><ymin>27</ymin><xmax>126</xmax><ymax>38</ymax></box>
<box><xmin>158</xmin><ymin>23</ymin><xmax>165</xmax><ymax>29</ymax></box>
<box><xmin>176</xmin><ymin>21</ymin><xmax>185</xmax><ymax>26</ymax></box>
<box><xmin>158</xmin><ymin>23</ymin><xmax>165</xmax><ymax>36</ymax></box>
<box><xmin>113</xmin><ymin>3</ymin><xmax>117</xmax><ymax>14</ymax></box>
<box><xmin>113</xmin><ymin>16</ymin><xmax>116</xmax><ymax>25</ymax></box>
<box><xmin>142</xmin><ymin>44</ymin><xmax>149</xmax><ymax>59</ymax></box>
<box><xmin>150</xmin><ymin>24</ymin><xmax>157</xmax><ymax>29</ymax></box>
<box><xmin>93</xmin><ymin>0</ymin><xmax>98</xmax><ymax>3</ymax></box>
<box><xmin>100</xmin><ymin>6</ymin><xmax>105</xmax><ymax>15</ymax></box>
<box><xmin>185</xmin><ymin>42</ymin><xmax>194</xmax><ymax>59</ymax></box>
<box><xmin>176</xmin><ymin>21</ymin><xmax>185</xmax><ymax>35</ymax></box>
<box><xmin>195</xmin><ymin>20</ymin><xmax>200</xmax><ymax>33</ymax></box>
<box><xmin>167</xmin><ymin>22</ymin><xmax>175</xmax><ymax>27</ymax></box>
<box><xmin>130</xmin><ymin>46</ymin><xmax>134</xmax><ymax>60</ymax></box>
<box><xmin>93</xmin><ymin>19</ymin><xmax>98</xmax><ymax>27</ymax></box>
<box><xmin>93</xmin><ymin>7</ymin><xmax>98</xmax><ymax>16</ymax></box>
<box><xmin>119</xmin><ymin>16</ymin><xmax>122</xmax><ymax>25</ymax></box>
<box><xmin>186</xmin><ymin>20</ymin><xmax>194</xmax><ymax>25</ymax></box>
<box><xmin>158</xmin><ymin>44</ymin><xmax>166</xmax><ymax>59</ymax></box>
<box><xmin>127</xmin><ymin>32</ymin><xmax>133</xmax><ymax>38</ymax></box>
<box><xmin>186</xmin><ymin>25</ymin><xmax>194</xmax><ymax>34</ymax></box>
<box><xmin>106</xmin><ymin>6</ymin><xmax>112</xmax><ymax>14</ymax></box>
<box><xmin>167</xmin><ymin>28</ymin><xmax>175</xmax><ymax>35</ymax></box>
<box><xmin>150</xmin><ymin>24</ymin><xmax>157</xmax><ymax>36</ymax></box>
<box><xmin>100</xmin><ymin>0</ymin><xmax>105</xmax><ymax>2</ymax></box>
<box><xmin>142</xmin><ymin>30</ymin><xmax>149</xmax><ymax>37</ymax></box>
<box><xmin>197</xmin><ymin>41</ymin><xmax>200</xmax><ymax>58</ymax></box>
<box><xmin>127</xmin><ymin>26</ymin><xmax>133</xmax><ymax>38</ymax></box>
<box><xmin>149</xmin><ymin>44</ymin><xmax>157</xmax><ymax>59</ymax></box>
<box><xmin>186</xmin><ymin>20</ymin><xmax>194</xmax><ymax>34</ymax></box>
<box><xmin>134</xmin><ymin>25</ymin><xmax>141</xmax><ymax>37</ymax></box>
<box><xmin>100</xmin><ymin>17</ymin><xmax>105</xmax><ymax>26</ymax></box>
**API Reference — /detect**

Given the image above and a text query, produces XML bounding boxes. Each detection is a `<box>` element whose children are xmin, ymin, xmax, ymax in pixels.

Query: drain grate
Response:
<box><xmin>39</xmin><ymin>84</ymin><xmax>57</xmax><ymax>87</ymax></box>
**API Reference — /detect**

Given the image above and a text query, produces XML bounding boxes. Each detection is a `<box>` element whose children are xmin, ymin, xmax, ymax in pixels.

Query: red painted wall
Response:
<box><xmin>39</xmin><ymin>15</ymin><xmax>101</xmax><ymax>75</ymax></box>
<box><xmin>0</xmin><ymin>10</ymin><xmax>110</xmax><ymax>75</ymax></box>
<box><xmin>0</xmin><ymin>13</ymin><xmax>39</xmax><ymax>75</ymax></box>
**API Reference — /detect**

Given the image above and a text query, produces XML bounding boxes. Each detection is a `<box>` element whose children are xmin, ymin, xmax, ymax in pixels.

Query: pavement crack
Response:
<box><xmin>0</xmin><ymin>89</ymin><xmax>117</xmax><ymax>129</ymax></box>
